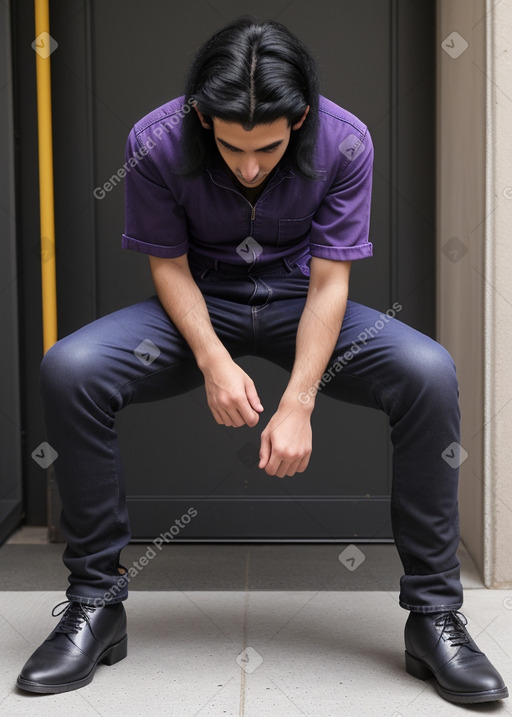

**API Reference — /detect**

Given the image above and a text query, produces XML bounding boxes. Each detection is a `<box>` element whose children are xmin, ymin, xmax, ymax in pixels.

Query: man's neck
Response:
<box><xmin>228</xmin><ymin>168</ymin><xmax>275</xmax><ymax>205</ymax></box>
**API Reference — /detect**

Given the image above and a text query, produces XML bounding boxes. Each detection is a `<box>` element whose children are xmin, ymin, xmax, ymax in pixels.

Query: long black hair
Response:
<box><xmin>177</xmin><ymin>17</ymin><xmax>321</xmax><ymax>179</ymax></box>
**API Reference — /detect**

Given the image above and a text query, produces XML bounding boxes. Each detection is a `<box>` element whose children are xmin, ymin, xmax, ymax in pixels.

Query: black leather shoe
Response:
<box><xmin>405</xmin><ymin>610</ymin><xmax>508</xmax><ymax>703</ymax></box>
<box><xmin>17</xmin><ymin>600</ymin><xmax>127</xmax><ymax>694</ymax></box>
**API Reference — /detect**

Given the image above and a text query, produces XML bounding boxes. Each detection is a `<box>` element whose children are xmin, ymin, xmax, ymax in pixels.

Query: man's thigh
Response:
<box><xmin>45</xmin><ymin>294</ymin><xmax>253</xmax><ymax>405</ymax></box>
<box><xmin>261</xmin><ymin>299</ymin><xmax>450</xmax><ymax>410</ymax></box>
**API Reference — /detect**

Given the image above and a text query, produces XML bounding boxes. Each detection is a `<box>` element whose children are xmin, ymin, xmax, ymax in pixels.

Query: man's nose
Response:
<box><xmin>240</xmin><ymin>158</ymin><xmax>260</xmax><ymax>182</ymax></box>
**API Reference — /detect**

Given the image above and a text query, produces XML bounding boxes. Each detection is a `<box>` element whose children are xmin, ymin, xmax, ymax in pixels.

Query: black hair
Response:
<box><xmin>177</xmin><ymin>17</ymin><xmax>320</xmax><ymax>179</ymax></box>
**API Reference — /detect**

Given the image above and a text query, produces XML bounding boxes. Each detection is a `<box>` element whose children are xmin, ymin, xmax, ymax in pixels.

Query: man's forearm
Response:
<box><xmin>258</xmin><ymin>264</ymin><xmax>349</xmax><ymax>477</ymax></box>
<box><xmin>282</xmin><ymin>287</ymin><xmax>347</xmax><ymax>409</ymax></box>
<box><xmin>149</xmin><ymin>255</ymin><xmax>264</xmax><ymax>427</ymax></box>
<box><xmin>148</xmin><ymin>255</ymin><xmax>228</xmax><ymax>370</ymax></box>
<box><xmin>280</xmin><ymin>258</ymin><xmax>350</xmax><ymax>412</ymax></box>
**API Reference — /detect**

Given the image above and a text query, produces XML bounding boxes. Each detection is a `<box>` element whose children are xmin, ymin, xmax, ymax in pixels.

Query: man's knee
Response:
<box><xmin>402</xmin><ymin>338</ymin><xmax>458</xmax><ymax>399</ymax></box>
<box><xmin>40</xmin><ymin>335</ymin><xmax>98</xmax><ymax>398</ymax></box>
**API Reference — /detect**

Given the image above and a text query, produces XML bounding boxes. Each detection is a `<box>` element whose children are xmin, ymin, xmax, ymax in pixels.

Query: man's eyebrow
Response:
<box><xmin>216</xmin><ymin>138</ymin><xmax>284</xmax><ymax>152</ymax></box>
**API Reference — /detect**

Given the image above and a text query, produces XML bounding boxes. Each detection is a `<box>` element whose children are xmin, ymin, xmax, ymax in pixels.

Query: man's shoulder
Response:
<box><xmin>131</xmin><ymin>96</ymin><xmax>191</xmax><ymax>136</ymax></box>
<box><xmin>126</xmin><ymin>96</ymin><xmax>196</xmax><ymax>170</ymax></box>
<box><xmin>318</xmin><ymin>96</ymin><xmax>368</xmax><ymax>137</ymax></box>
<box><xmin>314</xmin><ymin>96</ymin><xmax>372</xmax><ymax>172</ymax></box>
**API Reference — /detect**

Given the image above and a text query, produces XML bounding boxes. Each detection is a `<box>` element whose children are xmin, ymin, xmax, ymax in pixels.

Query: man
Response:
<box><xmin>17</xmin><ymin>17</ymin><xmax>508</xmax><ymax>704</ymax></box>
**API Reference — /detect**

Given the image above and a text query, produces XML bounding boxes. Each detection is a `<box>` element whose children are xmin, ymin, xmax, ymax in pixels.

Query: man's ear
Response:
<box><xmin>292</xmin><ymin>105</ymin><xmax>310</xmax><ymax>131</ymax></box>
<box><xmin>194</xmin><ymin>106</ymin><xmax>212</xmax><ymax>129</ymax></box>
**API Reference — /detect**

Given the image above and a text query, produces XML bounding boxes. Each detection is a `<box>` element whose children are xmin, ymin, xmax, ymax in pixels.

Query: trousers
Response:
<box><xmin>40</xmin><ymin>256</ymin><xmax>463</xmax><ymax>612</ymax></box>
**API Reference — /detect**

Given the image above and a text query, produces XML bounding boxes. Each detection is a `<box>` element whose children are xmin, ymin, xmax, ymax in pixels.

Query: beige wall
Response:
<box><xmin>437</xmin><ymin>0</ymin><xmax>512</xmax><ymax>587</ymax></box>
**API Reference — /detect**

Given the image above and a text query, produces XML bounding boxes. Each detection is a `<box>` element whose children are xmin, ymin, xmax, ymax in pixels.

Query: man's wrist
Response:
<box><xmin>279</xmin><ymin>388</ymin><xmax>316</xmax><ymax>414</ymax></box>
<box><xmin>195</xmin><ymin>343</ymin><xmax>231</xmax><ymax>374</ymax></box>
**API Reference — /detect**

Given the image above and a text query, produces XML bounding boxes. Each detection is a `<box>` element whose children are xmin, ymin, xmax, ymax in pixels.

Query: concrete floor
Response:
<box><xmin>1</xmin><ymin>531</ymin><xmax>511</xmax><ymax>717</ymax></box>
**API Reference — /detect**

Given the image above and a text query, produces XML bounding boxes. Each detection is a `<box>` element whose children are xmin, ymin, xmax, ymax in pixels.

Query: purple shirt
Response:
<box><xmin>122</xmin><ymin>95</ymin><xmax>373</xmax><ymax>270</ymax></box>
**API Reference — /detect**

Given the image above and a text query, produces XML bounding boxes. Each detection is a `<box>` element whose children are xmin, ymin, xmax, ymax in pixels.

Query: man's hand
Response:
<box><xmin>202</xmin><ymin>355</ymin><xmax>264</xmax><ymax>427</ymax></box>
<box><xmin>257</xmin><ymin>258</ymin><xmax>351</xmax><ymax>478</ymax></box>
<box><xmin>148</xmin><ymin>255</ymin><xmax>263</xmax><ymax>428</ymax></box>
<box><xmin>259</xmin><ymin>403</ymin><xmax>313</xmax><ymax>477</ymax></box>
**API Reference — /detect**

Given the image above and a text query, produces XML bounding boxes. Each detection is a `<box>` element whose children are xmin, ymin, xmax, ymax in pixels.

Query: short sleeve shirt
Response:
<box><xmin>122</xmin><ymin>95</ymin><xmax>374</xmax><ymax>268</ymax></box>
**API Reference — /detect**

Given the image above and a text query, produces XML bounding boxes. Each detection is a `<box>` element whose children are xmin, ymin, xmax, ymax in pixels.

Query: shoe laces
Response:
<box><xmin>52</xmin><ymin>600</ymin><xmax>98</xmax><ymax>637</ymax></box>
<box><xmin>433</xmin><ymin>610</ymin><xmax>471</xmax><ymax>647</ymax></box>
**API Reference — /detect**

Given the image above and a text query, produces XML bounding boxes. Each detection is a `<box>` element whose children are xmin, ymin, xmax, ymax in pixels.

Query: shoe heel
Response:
<box><xmin>101</xmin><ymin>635</ymin><xmax>127</xmax><ymax>666</ymax></box>
<box><xmin>405</xmin><ymin>650</ymin><xmax>432</xmax><ymax>681</ymax></box>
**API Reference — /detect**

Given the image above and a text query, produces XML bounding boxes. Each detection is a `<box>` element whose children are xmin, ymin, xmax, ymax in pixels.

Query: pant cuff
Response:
<box><xmin>399</xmin><ymin>600</ymin><xmax>463</xmax><ymax>613</ymax></box>
<box><xmin>66</xmin><ymin>590</ymin><xmax>128</xmax><ymax>607</ymax></box>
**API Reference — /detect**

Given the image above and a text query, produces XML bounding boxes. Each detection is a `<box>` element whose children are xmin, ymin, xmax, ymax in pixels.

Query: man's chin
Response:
<box><xmin>237</xmin><ymin>176</ymin><xmax>266</xmax><ymax>187</ymax></box>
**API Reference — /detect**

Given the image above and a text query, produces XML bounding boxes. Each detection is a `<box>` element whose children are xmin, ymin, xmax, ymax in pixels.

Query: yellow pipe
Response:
<box><xmin>34</xmin><ymin>0</ymin><xmax>57</xmax><ymax>353</ymax></box>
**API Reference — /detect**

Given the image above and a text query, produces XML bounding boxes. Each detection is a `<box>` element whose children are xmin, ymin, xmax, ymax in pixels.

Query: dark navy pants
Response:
<box><xmin>40</xmin><ymin>257</ymin><xmax>463</xmax><ymax>612</ymax></box>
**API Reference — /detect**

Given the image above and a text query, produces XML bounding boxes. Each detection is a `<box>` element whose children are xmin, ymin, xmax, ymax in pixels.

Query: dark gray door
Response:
<box><xmin>16</xmin><ymin>0</ymin><xmax>436</xmax><ymax>541</ymax></box>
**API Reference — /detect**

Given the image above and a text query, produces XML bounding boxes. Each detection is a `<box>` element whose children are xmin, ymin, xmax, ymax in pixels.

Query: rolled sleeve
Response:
<box><xmin>121</xmin><ymin>234</ymin><xmax>188</xmax><ymax>258</ymax></box>
<box><xmin>122</xmin><ymin>129</ymin><xmax>189</xmax><ymax>258</ymax></box>
<box><xmin>310</xmin><ymin>127</ymin><xmax>374</xmax><ymax>262</ymax></box>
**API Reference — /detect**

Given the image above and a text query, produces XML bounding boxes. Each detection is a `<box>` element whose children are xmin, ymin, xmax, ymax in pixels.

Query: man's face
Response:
<box><xmin>211</xmin><ymin>117</ymin><xmax>292</xmax><ymax>187</ymax></box>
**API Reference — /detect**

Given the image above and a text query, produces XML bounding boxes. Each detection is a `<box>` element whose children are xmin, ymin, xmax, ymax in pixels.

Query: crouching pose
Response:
<box><xmin>18</xmin><ymin>17</ymin><xmax>508</xmax><ymax>705</ymax></box>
